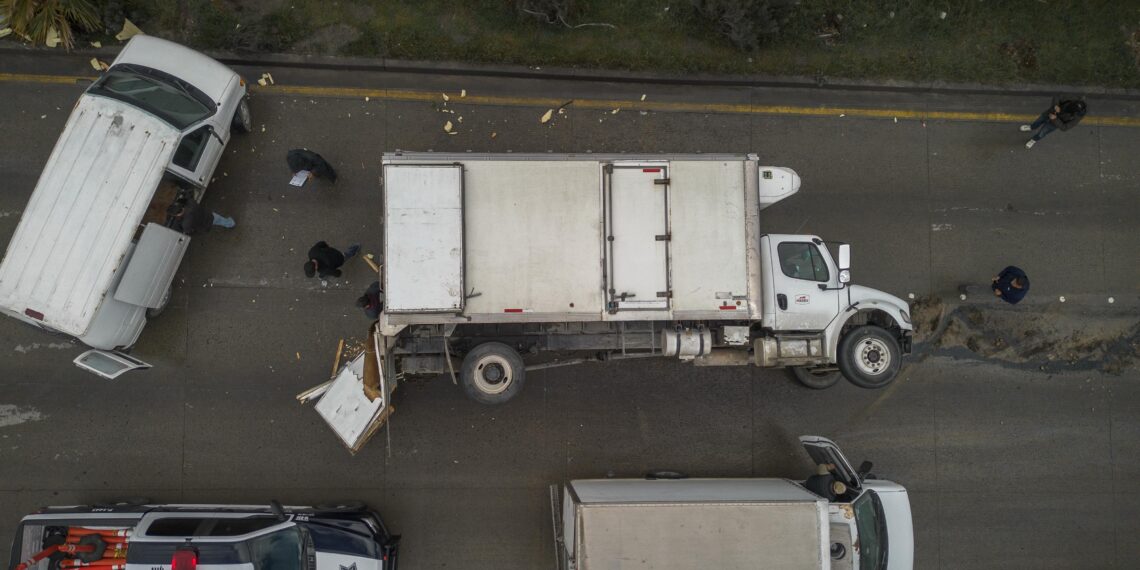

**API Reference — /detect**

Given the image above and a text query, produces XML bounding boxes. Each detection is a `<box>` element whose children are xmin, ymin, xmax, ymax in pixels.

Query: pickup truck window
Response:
<box><xmin>173</xmin><ymin>125</ymin><xmax>211</xmax><ymax>171</ymax></box>
<box><xmin>778</xmin><ymin>242</ymin><xmax>830</xmax><ymax>282</ymax></box>
<box><xmin>90</xmin><ymin>66</ymin><xmax>212</xmax><ymax>129</ymax></box>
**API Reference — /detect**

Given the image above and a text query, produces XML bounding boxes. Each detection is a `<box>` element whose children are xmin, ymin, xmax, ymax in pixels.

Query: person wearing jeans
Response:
<box><xmin>1021</xmin><ymin>96</ymin><xmax>1087</xmax><ymax>149</ymax></box>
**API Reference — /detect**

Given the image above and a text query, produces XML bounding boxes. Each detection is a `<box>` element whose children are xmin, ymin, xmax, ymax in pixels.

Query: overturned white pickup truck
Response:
<box><xmin>309</xmin><ymin>152</ymin><xmax>913</xmax><ymax>450</ymax></box>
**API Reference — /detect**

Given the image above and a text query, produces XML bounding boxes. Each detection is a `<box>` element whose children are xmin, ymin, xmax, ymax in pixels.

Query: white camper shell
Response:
<box><xmin>553</xmin><ymin>436</ymin><xmax>915</xmax><ymax>570</ymax></box>
<box><xmin>0</xmin><ymin>36</ymin><xmax>249</xmax><ymax>378</ymax></box>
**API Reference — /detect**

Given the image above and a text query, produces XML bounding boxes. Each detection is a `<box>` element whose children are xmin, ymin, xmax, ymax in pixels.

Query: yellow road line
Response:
<box><xmin>4</xmin><ymin>72</ymin><xmax>1137</xmax><ymax>127</ymax></box>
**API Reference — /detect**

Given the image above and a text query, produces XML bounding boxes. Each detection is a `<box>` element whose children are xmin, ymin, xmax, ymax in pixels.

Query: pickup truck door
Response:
<box><xmin>604</xmin><ymin>162</ymin><xmax>670</xmax><ymax>311</ymax></box>
<box><xmin>800</xmin><ymin>434</ymin><xmax>861</xmax><ymax>491</ymax></box>
<box><xmin>168</xmin><ymin>121</ymin><xmax>226</xmax><ymax>188</ymax></box>
<box><xmin>766</xmin><ymin>237</ymin><xmax>841</xmax><ymax>331</ymax></box>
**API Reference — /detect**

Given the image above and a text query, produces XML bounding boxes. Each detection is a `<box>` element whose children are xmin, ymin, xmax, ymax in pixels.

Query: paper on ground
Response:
<box><xmin>290</xmin><ymin>170</ymin><xmax>311</xmax><ymax>187</ymax></box>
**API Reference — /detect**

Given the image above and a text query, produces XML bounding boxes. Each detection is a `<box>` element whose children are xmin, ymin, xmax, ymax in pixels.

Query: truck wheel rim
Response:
<box><xmin>475</xmin><ymin>355</ymin><xmax>513</xmax><ymax>394</ymax></box>
<box><xmin>856</xmin><ymin>338</ymin><xmax>891</xmax><ymax>376</ymax></box>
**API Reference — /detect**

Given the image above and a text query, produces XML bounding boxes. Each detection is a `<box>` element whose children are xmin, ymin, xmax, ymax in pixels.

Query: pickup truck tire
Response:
<box><xmin>232</xmin><ymin>98</ymin><xmax>252</xmax><ymax>133</ymax></box>
<box><xmin>460</xmin><ymin>342</ymin><xmax>525</xmax><ymax>405</ymax></box>
<box><xmin>838</xmin><ymin>326</ymin><xmax>901</xmax><ymax>389</ymax></box>
<box><xmin>790</xmin><ymin>366</ymin><xmax>842</xmax><ymax>390</ymax></box>
<box><xmin>145</xmin><ymin>286</ymin><xmax>173</xmax><ymax>318</ymax></box>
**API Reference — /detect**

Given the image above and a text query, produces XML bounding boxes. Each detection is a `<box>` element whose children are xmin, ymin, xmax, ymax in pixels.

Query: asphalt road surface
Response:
<box><xmin>1</xmin><ymin>50</ymin><xmax>1138</xmax><ymax>569</ymax></box>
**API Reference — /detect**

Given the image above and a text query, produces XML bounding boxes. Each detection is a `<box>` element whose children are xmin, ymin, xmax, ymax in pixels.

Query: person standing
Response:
<box><xmin>168</xmin><ymin>198</ymin><xmax>235</xmax><ymax>236</ymax></box>
<box><xmin>304</xmin><ymin>241</ymin><xmax>360</xmax><ymax>279</ymax></box>
<box><xmin>1022</xmin><ymin>96</ymin><xmax>1086</xmax><ymax>149</ymax></box>
<box><xmin>959</xmin><ymin>266</ymin><xmax>1030</xmax><ymax>305</ymax></box>
<box><xmin>356</xmin><ymin>281</ymin><xmax>384</xmax><ymax>319</ymax></box>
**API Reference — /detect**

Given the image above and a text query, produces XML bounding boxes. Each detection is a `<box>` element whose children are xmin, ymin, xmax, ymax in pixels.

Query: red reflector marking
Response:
<box><xmin>642</xmin><ymin>168</ymin><xmax>661</xmax><ymax>173</ymax></box>
<box><xmin>503</xmin><ymin>309</ymin><xmax>524</xmax><ymax>313</ymax></box>
<box><xmin>719</xmin><ymin>305</ymin><xmax>738</xmax><ymax>310</ymax></box>
<box><xmin>24</xmin><ymin>308</ymin><xmax>44</xmax><ymax>321</ymax></box>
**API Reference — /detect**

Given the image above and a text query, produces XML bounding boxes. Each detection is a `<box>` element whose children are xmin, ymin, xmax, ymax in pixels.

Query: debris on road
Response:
<box><xmin>444</xmin><ymin>120</ymin><xmax>454</xmax><ymax>133</ymax></box>
<box><xmin>461</xmin><ymin>89</ymin><xmax>467</xmax><ymax>97</ymax></box>
<box><xmin>115</xmin><ymin>19</ymin><xmax>143</xmax><ymax>41</ymax></box>
<box><xmin>90</xmin><ymin>40</ymin><xmax>101</xmax><ymax>48</ymax></box>
<box><xmin>257</xmin><ymin>72</ymin><xmax>275</xmax><ymax>86</ymax></box>
<box><xmin>44</xmin><ymin>28</ymin><xmax>60</xmax><ymax>48</ymax></box>
<box><xmin>540</xmin><ymin>109</ymin><xmax>553</xmax><ymax>123</ymax></box>
<box><xmin>442</xmin><ymin>92</ymin><xmax>450</xmax><ymax>102</ymax></box>
<box><xmin>641</xmin><ymin>94</ymin><xmax>647</xmax><ymax>101</ymax></box>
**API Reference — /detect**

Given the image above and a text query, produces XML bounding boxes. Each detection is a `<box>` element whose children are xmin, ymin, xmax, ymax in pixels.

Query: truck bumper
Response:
<box><xmin>900</xmin><ymin>332</ymin><xmax>913</xmax><ymax>355</ymax></box>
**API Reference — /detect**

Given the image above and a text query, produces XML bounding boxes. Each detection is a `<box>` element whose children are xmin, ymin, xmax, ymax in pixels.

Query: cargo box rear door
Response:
<box><xmin>383</xmin><ymin>164</ymin><xmax>464</xmax><ymax>313</ymax></box>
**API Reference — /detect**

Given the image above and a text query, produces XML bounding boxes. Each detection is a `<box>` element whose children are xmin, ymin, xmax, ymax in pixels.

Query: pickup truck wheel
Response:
<box><xmin>838</xmin><ymin>326</ymin><xmax>901</xmax><ymax>389</ymax></box>
<box><xmin>145</xmin><ymin>286</ymin><xmax>173</xmax><ymax>318</ymax></box>
<box><xmin>232</xmin><ymin>98</ymin><xmax>252</xmax><ymax>133</ymax></box>
<box><xmin>460</xmin><ymin>342</ymin><xmax>525</xmax><ymax>405</ymax></box>
<box><xmin>790</xmin><ymin>366</ymin><xmax>842</xmax><ymax>390</ymax></box>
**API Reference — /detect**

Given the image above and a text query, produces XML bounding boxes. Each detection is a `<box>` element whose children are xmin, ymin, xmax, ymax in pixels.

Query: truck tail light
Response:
<box><xmin>172</xmin><ymin>546</ymin><xmax>198</xmax><ymax>570</ymax></box>
<box><xmin>24</xmin><ymin>308</ymin><xmax>44</xmax><ymax>321</ymax></box>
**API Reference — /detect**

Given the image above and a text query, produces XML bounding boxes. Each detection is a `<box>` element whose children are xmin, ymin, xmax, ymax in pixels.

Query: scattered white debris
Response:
<box><xmin>90</xmin><ymin>40</ymin><xmax>102</xmax><ymax>48</ymax></box>
<box><xmin>1108</xmin><ymin>297</ymin><xmax>1115</xmax><ymax>304</ymax></box>
<box><xmin>908</xmin><ymin>293</ymin><xmax>915</xmax><ymax>299</ymax></box>
<box><xmin>115</xmin><ymin>18</ymin><xmax>143</xmax><ymax>41</ymax></box>
<box><xmin>443</xmin><ymin>120</ymin><xmax>454</xmax><ymax>133</ymax></box>
<box><xmin>959</xmin><ymin>294</ymin><xmax>967</xmax><ymax>301</ymax></box>
<box><xmin>14</xmin><ymin>342</ymin><xmax>72</xmax><ymax>353</ymax></box>
<box><xmin>461</xmin><ymin>89</ymin><xmax>467</xmax><ymax>97</ymax></box>
<box><xmin>365</xmin><ymin>96</ymin><xmax>370</xmax><ymax>101</ymax></box>
<box><xmin>931</xmin><ymin>223</ymin><xmax>953</xmax><ymax>231</ymax></box>
<box><xmin>940</xmin><ymin>11</ymin><xmax>947</xmax><ymax>19</ymax></box>
<box><xmin>490</xmin><ymin>132</ymin><xmax>497</xmax><ymax>139</ymax></box>
<box><xmin>442</xmin><ymin>92</ymin><xmax>450</xmax><ymax>102</ymax></box>
<box><xmin>540</xmin><ymin>109</ymin><xmax>553</xmax><ymax>123</ymax></box>
<box><xmin>611</xmin><ymin>108</ymin><xmax>620</xmax><ymax>114</ymax></box>
<box><xmin>0</xmin><ymin>405</ymin><xmax>44</xmax><ymax>428</ymax></box>
<box><xmin>839</xmin><ymin>113</ymin><xmax>846</xmax><ymax>117</ymax></box>
<box><xmin>45</xmin><ymin>28</ymin><xmax>60</xmax><ymax>48</ymax></box>
<box><xmin>640</xmin><ymin>94</ymin><xmax>647</xmax><ymax>101</ymax></box>
<box><xmin>40</xmin><ymin>115</ymin><xmax>46</xmax><ymax>119</ymax></box>
<box><xmin>893</xmin><ymin>117</ymin><xmax>898</xmax><ymax>123</ymax></box>
<box><xmin>1059</xmin><ymin>296</ymin><xmax>1066</xmax><ymax>303</ymax></box>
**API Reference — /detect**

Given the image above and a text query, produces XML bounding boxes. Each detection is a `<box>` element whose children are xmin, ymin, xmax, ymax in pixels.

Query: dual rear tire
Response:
<box><xmin>459</xmin><ymin>342</ymin><xmax>526</xmax><ymax>405</ymax></box>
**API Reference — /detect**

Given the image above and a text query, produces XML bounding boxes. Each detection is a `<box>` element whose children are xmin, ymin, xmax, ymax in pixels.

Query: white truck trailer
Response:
<box><xmin>552</xmin><ymin>436</ymin><xmax>915</xmax><ymax>570</ymax></box>
<box><xmin>374</xmin><ymin>152</ymin><xmax>913</xmax><ymax>404</ymax></box>
<box><xmin>0</xmin><ymin>36</ymin><xmax>250</xmax><ymax>379</ymax></box>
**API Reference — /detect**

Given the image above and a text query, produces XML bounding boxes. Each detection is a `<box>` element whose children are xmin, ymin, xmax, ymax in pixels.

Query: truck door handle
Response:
<box><xmin>777</xmin><ymin>294</ymin><xmax>787</xmax><ymax>310</ymax></box>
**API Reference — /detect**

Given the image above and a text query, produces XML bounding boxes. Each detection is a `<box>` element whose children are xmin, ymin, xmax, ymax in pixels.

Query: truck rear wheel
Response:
<box><xmin>790</xmin><ymin>366</ymin><xmax>841</xmax><ymax>390</ymax></box>
<box><xmin>837</xmin><ymin>326</ymin><xmax>901</xmax><ymax>389</ymax></box>
<box><xmin>460</xmin><ymin>342</ymin><xmax>525</xmax><ymax>405</ymax></box>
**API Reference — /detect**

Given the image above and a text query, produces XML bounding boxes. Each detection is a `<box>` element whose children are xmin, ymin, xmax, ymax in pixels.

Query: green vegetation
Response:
<box><xmin>118</xmin><ymin>0</ymin><xmax>1140</xmax><ymax>87</ymax></box>
<box><xmin>1</xmin><ymin>0</ymin><xmax>100</xmax><ymax>50</ymax></box>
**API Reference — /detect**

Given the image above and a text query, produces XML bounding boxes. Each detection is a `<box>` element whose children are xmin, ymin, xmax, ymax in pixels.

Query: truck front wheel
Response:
<box><xmin>460</xmin><ymin>342</ymin><xmax>526</xmax><ymax>405</ymax></box>
<box><xmin>837</xmin><ymin>326</ymin><xmax>901</xmax><ymax>389</ymax></box>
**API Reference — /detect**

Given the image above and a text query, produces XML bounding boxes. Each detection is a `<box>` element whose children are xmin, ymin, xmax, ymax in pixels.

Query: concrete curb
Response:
<box><xmin>4</xmin><ymin>39</ymin><xmax>1140</xmax><ymax>100</ymax></box>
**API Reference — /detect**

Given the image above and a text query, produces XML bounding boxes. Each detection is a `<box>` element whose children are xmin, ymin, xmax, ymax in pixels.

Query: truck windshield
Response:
<box><xmin>853</xmin><ymin>491</ymin><xmax>889</xmax><ymax>570</ymax></box>
<box><xmin>89</xmin><ymin>65</ymin><xmax>213</xmax><ymax>129</ymax></box>
<box><xmin>247</xmin><ymin>527</ymin><xmax>303</xmax><ymax>570</ymax></box>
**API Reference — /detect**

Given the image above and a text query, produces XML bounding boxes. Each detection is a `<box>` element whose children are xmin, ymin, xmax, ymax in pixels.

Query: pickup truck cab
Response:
<box><xmin>8</xmin><ymin>502</ymin><xmax>398</xmax><ymax>570</ymax></box>
<box><xmin>0</xmin><ymin>35</ymin><xmax>250</xmax><ymax>378</ymax></box>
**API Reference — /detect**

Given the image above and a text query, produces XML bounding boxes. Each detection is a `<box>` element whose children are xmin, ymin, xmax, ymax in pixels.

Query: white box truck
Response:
<box><xmin>0</xmin><ymin>36</ymin><xmax>251</xmax><ymax>378</ymax></box>
<box><xmin>306</xmin><ymin>153</ymin><xmax>914</xmax><ymax>450</ymax></box>
<box><xmin>552</xmin><ymin>436</ymin><xmax>915</xmax><ymax>570</ymax></box>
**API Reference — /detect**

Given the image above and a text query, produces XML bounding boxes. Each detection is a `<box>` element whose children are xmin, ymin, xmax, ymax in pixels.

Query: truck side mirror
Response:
<box><xmin>857</xmin><ymin>460</ymin><xmax>873</xmax><ymax>478</ymax></box>
<box><xmin>837</xmin><ymin>244</ymin><xmax>851</xmax><ymax>284</ymax></box>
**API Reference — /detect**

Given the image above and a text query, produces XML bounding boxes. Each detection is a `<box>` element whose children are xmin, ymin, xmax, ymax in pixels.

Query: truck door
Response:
<box><xmin>766</xmin><ymin>237</ymin><xmax>841</xmax><ymax>331</ymax></box>
<box><xmin>168</xmin><ymin>123</ymin><xmax>225</xmax><ymax>188</ymax></box>
<box><xmin>604</xmin><ymin>162</ymin><xmax>670</xmax><ymax>311</ymax></box>
<box><xmin>799</xmin><ymin>435</ymin><xmax>862</xmax><ymax>491</ymax></box>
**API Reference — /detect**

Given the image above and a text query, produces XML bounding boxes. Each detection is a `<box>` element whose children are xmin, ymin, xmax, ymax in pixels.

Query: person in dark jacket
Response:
<box><xmin>1022</xmin><ymin>96</ymin><xmax>1086</xmax><ymax>149</ymax></box>
<box><xmin>169</xmin><ymin>198</ymin><xmax>235</xmax><ymax>236</ymax></box>
<box><xmin>304</xmin><ymin>241</ymin><xmax>360</xmax><ymax>279</ymax></box>
<box><xmin>990</xmin><ymin>266</ymin><xmax>1029</xmax><ymax>305</ymax></box>
<box><xmin>356</xmin><ymin>281</ymin><xmax>384</xmax><ymax>319</ymax></box>
<box><xmin>286</xmin><ymin>149</ymin><xmax>338</xmax><ymax>183</ymax></box>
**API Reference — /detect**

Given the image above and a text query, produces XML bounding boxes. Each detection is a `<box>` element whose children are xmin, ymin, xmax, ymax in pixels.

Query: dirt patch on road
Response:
<box><xmin>913</xmin><ymin>297</ymin><xmax>1140</xmax><ymax>374</ymax></box>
